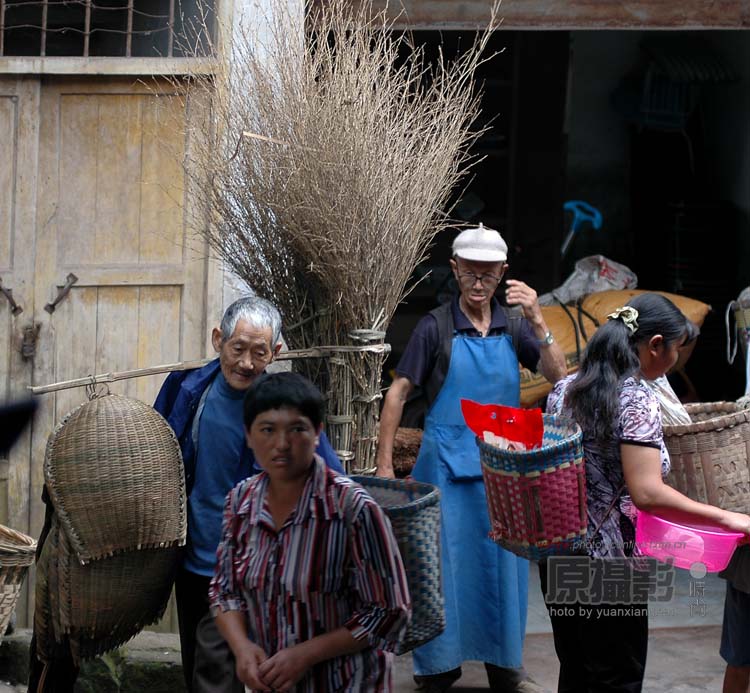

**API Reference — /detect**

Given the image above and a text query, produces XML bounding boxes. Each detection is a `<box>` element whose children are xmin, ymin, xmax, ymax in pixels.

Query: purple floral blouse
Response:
<box><xmin>546</xmin><ymin>375</ymin><xmax>670</xmax><ymax>559</ymax></box>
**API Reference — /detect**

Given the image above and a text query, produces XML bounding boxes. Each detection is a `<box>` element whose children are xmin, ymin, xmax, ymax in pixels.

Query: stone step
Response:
<box><xmin>0</xmin><ymin>630</ymin><xmax>186</xmax><ymax>693</ymax></box>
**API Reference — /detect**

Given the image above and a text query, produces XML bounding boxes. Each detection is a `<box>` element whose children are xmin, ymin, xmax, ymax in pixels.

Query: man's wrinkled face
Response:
<box><xmin>450</xmin><ymin>257</ymin><xmax>506</xmax><ymax>308</ymax></box>
<box><xmin>211</xmin><ymin>319</ymin><xmax>279</xmax><ymax>391</ymax></box>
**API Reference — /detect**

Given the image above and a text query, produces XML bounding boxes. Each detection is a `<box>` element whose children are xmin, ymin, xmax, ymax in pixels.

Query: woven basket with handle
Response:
<box><xmin>351</xmin><ymin>475</ymin><xmax>443</xmax><ymax>655</ymax></box>
<box><xmin>479</xmin><ymin>414</ymin><xmax>587</xmax><ymax>562</ymax></box>
<box><xmin>0</xmin><ymin>524</ymin><xmax>36</xmax><ymax>638</ymax></box>
<box><xmin>664</xmin><ymin>401</ymin><xmax>750</xmax><ymax>513</ymax></box>
<box><xmin>44</xmin><ymin>394</ymin><xmax>186</xmax><ymax>562</ymax></box>
<box><xmin>36</xmin><ymin>394</ymin><xmax>185</xmax><ymax>663</ymax></box>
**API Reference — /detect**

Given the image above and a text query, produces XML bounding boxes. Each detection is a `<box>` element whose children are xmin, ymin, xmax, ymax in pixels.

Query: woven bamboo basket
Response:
<box><xmin>0</xmin><ymin>524</ymin><xmax>36</xmax><ymax>637</ymax></box>
<box><xmin>36</xmin><ymin>394</ymin><xmax>185</xmax><ymax>663</ymax></box>
<box><xmin>44</xmin><ymin>394</ymin><xmax>186</xmax><ymax>562</ymax></box>
<box><xmin>351</xmin><ymin>475</ymin><xmax>443</xmax><ymax>654</ymax></box>
<box><xmin>35</xmin><ymin>516</ymin><xmax>179</xmax><ymax>662</ymax></box>
<box><xmin>664</xmin><ymin>401</ymin><xmax>750</xmax><ymax>513</ymax></box>
<box><xmin>478</xmin><ymin>415</ymin><xmax>587</xmax><ymax>561</ymax></box>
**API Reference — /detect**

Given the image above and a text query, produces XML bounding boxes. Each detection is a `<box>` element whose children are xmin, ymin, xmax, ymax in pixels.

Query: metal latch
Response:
<box><xmin>45</xmin><ymin>273</ymin><xmax>78</xmax><ymax>314</ymax></box>
<box><xmin>21</xmin><ymin>323</ymin><xmax>41</xmax><ymax>361</ymax></box>
<box><xmin>0</xmin><ymin>277</ymin><xmax>23</xmax><ymax>316</ymax></box>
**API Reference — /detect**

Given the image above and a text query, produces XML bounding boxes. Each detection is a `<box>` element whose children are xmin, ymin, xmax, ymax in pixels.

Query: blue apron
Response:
<box><xmin>412</xmin><ymin>333</ymin><xmax>529</xmax><ymax>675</ymax></box>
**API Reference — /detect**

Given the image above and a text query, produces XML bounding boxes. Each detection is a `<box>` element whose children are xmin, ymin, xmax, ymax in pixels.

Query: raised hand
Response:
<box><xmin>504</xmin><ymin>279</ymin><xmax>543</xmax><ymax>326</ymax></box>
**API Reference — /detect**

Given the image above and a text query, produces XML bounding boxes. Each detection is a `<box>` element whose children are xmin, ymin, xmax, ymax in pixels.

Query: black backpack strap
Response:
<box><xmin>423</xmin><ymin>302</ymin><xmax>454</xmax><ymax>408</ymax></box>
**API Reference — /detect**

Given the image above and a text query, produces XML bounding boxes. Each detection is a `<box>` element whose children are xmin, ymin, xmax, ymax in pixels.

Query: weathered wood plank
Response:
<box><xmin>59</xmin><ymin>94</ymin><xmax>98</xmax><ymax>266</ymax></box>
<box><xmin>53</xmin><ymin>286</ymin><xmax>98</xmax><ymax>421</ymax></box>
<box><xmin>0</xmin><ymin>95</ymin><xmax>16</xmax><ymax>270</ymax></box>
<box><xmin>140</xmin><ymin>94</ymin><xmax>185</xmax><ymax>264</ymax></box>
<box><xmin>95</xmin><ymin>286</ymin><xmax>140</xmax><ymax>398</ymax></box>
<box><xmin>312</xmin><ymin>0</ymin><xmax>750</xmax><ymax>29</ymax></box>
<box><xmin>0</xmin><ymin>57</ymin><xmax>218</xmax><ymax>76</ymax></box>
<box><xmin>95</xmin><ymin>95</ymin><xmax>143</xmax><ymax>264</ymax></box>
<box><xmin>49</xmin><ymin>265</ymin><xmax>188</xmax><ymax>286</ymax></box>
<box><xmin>28</xmin><ymin>86</ymin><xmax>60</xmax><ymax>629</ymax></box>
<box><xmin>182</xmin><ymin>89</ymin><xmax>213</xmax><ymax>361</ymax></box>
<box><xmin>136</xmin><ymin>285</ymin><xmax>182</xmax><ymax>404</ymax></box>
<box><xmin>4</xmin><ymin>78</ymin><xmax>41</xmax><ymax>630</ymax></box>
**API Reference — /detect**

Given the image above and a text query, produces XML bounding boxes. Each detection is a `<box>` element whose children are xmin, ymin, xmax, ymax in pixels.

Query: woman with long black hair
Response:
<box><xmin>543</xmin><ymin>292</ymin><xmax>750</xmax><ymax>693</ymax></box>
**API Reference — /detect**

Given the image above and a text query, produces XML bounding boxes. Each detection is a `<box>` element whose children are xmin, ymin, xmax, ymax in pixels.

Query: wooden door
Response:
<box><xmin>0</xmin><ymin>77</ymin><xmax>41</xmax><ymax>571</ymax></box>
<box><xmin>2</xmin><ymin>76</ymin><xmax>211</xmax><ymax>629</ymax></box>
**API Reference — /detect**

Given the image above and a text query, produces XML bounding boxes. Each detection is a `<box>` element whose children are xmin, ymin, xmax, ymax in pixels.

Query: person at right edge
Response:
<box><xmin>376</xmin><ymin>224</ymin><xmax>567</xmax><ymax>692</ymax></box>
<box><xmin>544</xmin><ymin>293</ymin><xmax>750</xmax><ymax>692</ymax></box>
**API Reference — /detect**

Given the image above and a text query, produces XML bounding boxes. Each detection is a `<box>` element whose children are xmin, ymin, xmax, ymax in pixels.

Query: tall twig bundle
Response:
<box><xmin>167</xmin><ymin>0</ymin><xmax>495</xmax><ymax>471</ymax></box>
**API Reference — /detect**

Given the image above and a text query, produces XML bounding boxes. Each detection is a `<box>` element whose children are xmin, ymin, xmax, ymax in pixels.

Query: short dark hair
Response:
<box><xmin>243</xmin><ymin>371</ymin><xmax>325</xmax><ymax>430</ymax></box>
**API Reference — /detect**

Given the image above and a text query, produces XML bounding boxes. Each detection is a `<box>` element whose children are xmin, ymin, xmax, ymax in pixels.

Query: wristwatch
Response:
<box><xmin>538</xmin><ymin>331</ymin><xmax>555</xmax><ymax>347</ymax></box>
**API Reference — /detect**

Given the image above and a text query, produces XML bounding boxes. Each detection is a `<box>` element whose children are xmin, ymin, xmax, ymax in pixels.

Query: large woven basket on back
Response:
<box><xmin>664</xmin><ymin>401</ymin><xmax>750</xmax><ymax>513</ymax></box>
<box><xmin>37</xmin><ymin>394</ymin><xmax>186</xmax><ymax>662</ymax></box>
<box><xmin>479</xmin><ymin>415</ymin><xmax>587</xmax><ymax>562</ymax></box>
<box><xmin>351</xmin><ymin>475</ymin><xmax>443</xmax><ymax>654</ymax></box>
<box><xmin>44</xmin><ymin>394</ymin><xmax>186</xmax><ymax>562</ymax></box>
<box><xmin>0</xmin><ymin>525</ymin><xmax>36</xmax><ymax>637</ymax></box>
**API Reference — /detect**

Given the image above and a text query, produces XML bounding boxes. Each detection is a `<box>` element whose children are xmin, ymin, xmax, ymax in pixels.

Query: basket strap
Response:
<box><xmin>554</xmin><ymin>296</ymin><xmax>582</xmax><ymax>362</ymax></box>
<box><xmin>589</xmin><ymin>482</ymin><xmax>626</xmax><ymax>541</ymax></box>
<box><xmin>575</xmin><ymin>298</ymin><xmax>600</xmax><ymax>343</ymax></box>
<box><xmin>424</xmin><ymin>301</ymin><xmax>454</xmax><ymax>408</ymax></box>
<box><xmin>727</xmin><ymin>300</ymin><xmax>738</xmax><ymax>365</ymax></box>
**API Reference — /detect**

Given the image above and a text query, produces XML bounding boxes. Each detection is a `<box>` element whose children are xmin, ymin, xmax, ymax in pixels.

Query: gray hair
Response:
<box><xmin>220</xmin><ymin>296</ymin><xmax>282</xmax><ymax>346</ymax></box>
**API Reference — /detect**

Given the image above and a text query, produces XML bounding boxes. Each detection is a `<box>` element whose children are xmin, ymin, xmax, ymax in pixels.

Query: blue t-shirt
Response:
<box><xmin>184</xmin><ymin>371</ymin><xmax>246</xmax><ymax>575</ymax></box>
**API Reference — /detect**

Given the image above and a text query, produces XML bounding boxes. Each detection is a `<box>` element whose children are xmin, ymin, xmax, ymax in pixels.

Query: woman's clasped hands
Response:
<box><xmin>236</xmin><ymin>639</ymin><xmax>312</xmax><ymax>693</ymax></box>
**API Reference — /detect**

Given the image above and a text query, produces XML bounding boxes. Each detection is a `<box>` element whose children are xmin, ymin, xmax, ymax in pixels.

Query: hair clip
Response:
<box><xmin>606</xmin><ymin>306</ymin><xmax>639</xmax><ymax>334</ymax></box>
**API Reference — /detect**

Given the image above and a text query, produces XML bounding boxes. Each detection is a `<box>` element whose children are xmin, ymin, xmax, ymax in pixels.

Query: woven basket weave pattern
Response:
<box><xmin>479</xmin><ymin>415</ymin><xmax>587</xmax><ymax>562</ymax></box>
<box><xmin>44</xmin><ymin>395</ymin><xmax>186</xmax><ymax>562</ymax></box>
<box><xmin>36</xmin><ymin>395</ymin><xmax>185</xmax><ymax>662</ymax></box>
<box><xmin>36</xmin><ymin>518</ymin><xmax>180</xmax><ymax>663</ymax></box>
<box><xmin>351</xmin><ymin>476</ymin><xmax>444</xmax><ymax>655</ymax></box>
<box><xmin>664</xmin><ymin>402</ymin><xmax>750</xmax><ymax>513</ymax></box>
<box><xmin>0</xmin><ymin>524</ymin><xmax>36</xmax><ymax>638</ymax></box>
<box><xmin>57</xmin><ymin>524</ymin><xmax>178</xmax><ymax>660</ymax></box>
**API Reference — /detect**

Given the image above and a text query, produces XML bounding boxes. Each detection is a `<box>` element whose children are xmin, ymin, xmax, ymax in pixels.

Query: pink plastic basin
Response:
<box><xmin>635</xmin><ymin>509</ymin><xmax>745</xmax><ymax>572</ymax></box>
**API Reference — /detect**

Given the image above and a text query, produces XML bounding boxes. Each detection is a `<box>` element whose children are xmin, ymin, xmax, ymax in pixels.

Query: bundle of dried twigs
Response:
<box><xmin>166</xmin><ymin>0</ymin><xmax>494</xmax><ymax>472</ymax></box>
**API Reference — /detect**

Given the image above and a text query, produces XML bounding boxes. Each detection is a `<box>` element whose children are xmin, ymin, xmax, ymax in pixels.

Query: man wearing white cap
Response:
<box><xmin>377</xmin><ymin>224</ymin><xmax>565</xmax><ymax>692</ymax></box>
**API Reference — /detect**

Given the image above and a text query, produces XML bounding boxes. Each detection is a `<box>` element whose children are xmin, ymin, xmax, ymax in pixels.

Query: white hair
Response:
<box><xmin>220</xmin><ymin>296</ymin><xmax>282</xmax><ymax>346</ymax></box>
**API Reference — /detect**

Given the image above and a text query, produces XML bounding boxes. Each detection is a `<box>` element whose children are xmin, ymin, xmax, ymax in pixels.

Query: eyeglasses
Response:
<box><xmin>457</xmin><ymin>271</ymin><xmax>502</xmax><ymax>289</ymax></box>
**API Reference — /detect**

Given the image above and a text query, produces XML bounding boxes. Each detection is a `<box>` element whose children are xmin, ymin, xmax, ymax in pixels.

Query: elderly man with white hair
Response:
<box><xmin>155</xmin><ymin>296</ymin><xmax>344</xmax><ymax>693</ymax></box>
<box><xmin>376</xmin><ymin>224</ymin><xmax>566</xmax><ymax>692</ymax></box>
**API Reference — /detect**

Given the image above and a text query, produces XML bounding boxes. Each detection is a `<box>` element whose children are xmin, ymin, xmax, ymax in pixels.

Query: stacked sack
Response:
<box><xmin>35</xmin><ymin>395</ymin><xmax>185</xmax><ymax>663</ymax></box>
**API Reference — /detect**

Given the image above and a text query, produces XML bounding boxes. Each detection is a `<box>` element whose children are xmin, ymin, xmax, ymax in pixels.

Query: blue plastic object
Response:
<box><xmin>561</xmin><ymin>200</ymin><xmax>603</xmax><ymax>256</ymax></box>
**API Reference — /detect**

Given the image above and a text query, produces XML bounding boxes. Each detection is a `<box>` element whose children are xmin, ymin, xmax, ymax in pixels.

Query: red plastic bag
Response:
<box><xmin>460</xmin><ymin>399</ymin><xmax>543</xmax><ymax>450</ymax></box>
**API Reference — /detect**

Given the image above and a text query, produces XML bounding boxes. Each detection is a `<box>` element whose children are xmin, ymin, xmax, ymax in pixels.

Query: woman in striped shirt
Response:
<box><xmin>209</xmin><ymin>372</ymin><xmax>411</xmax><ymax>692</ymax></box>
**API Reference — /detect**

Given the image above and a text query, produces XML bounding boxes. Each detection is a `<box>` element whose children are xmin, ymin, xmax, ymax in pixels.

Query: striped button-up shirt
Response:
<box><xmin>209</xmin><ymin>456</ymin><xmax>411</xmax><ymax>692</ymax></box>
